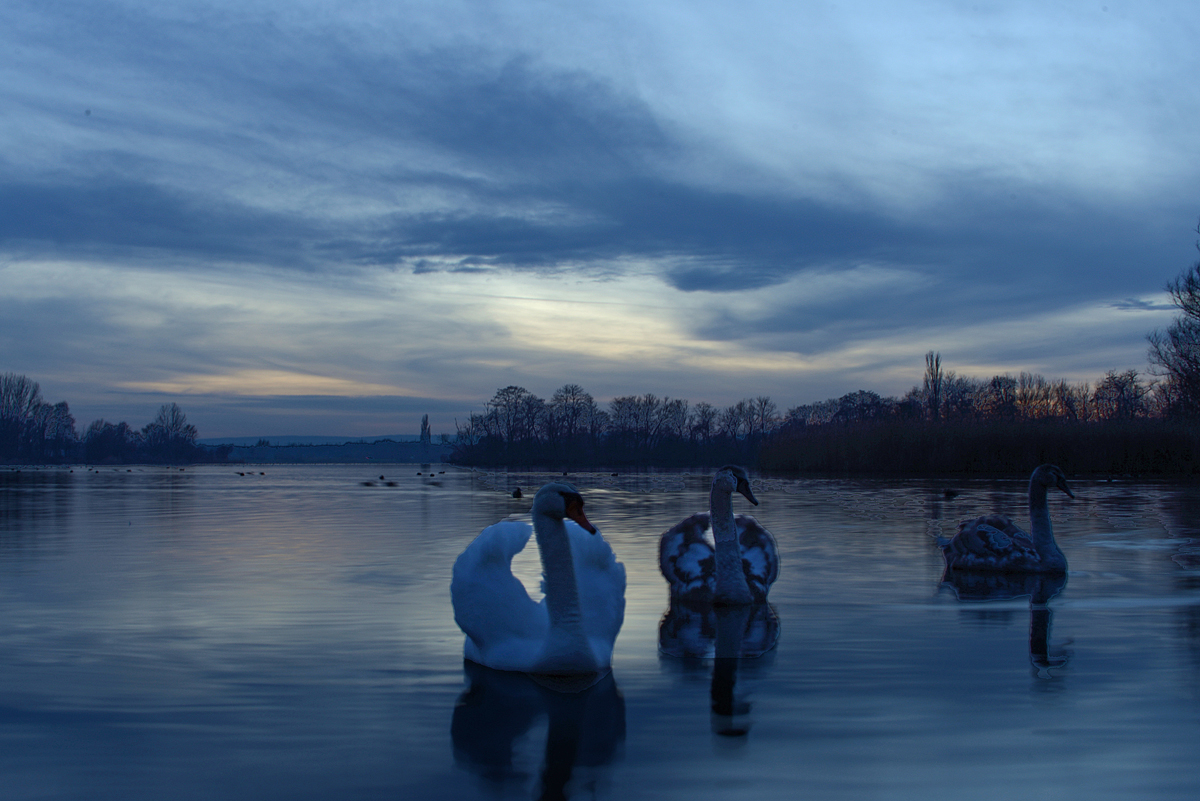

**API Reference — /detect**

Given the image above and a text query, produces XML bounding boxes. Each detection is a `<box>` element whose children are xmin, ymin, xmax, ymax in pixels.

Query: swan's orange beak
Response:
<box><xmin>564</xmin><ymin>496</ymin><xmax>597</xmax><ymax>534</ymax></box>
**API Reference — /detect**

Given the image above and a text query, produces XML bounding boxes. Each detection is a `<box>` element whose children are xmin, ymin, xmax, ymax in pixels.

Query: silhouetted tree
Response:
<box><xmin>751</xmin><ymin>396</ymin><xmax>778</xmax><ymax>437</ymax></box>
<box><xmin>1015</xmin><ymin>372</ymin><xmax>1052</xmax><ymax>420</ymax></box>
<box><xmin>1148</xmin><ymin>250</ymin><xmax>1200</xmax><ymax>416</ymax></box>
<box><xmin>923</xmin><ymin>351</ymin><xmax>942</xmax><ymax>421</ymax></box>
<box><xmin>20</xmin><ymin>400</ymin><xmax>77</xmax><ymax>463</ymax></box>
<box><xmin>547</xmin><ymin>384</ymin><xmax>594</xmax><ymax>450</ymax></box>
<box><xmin>1049</xmin><ymin>379</ymin><xmax>1087</xmax><ymax>422</ymax></box>
<box><xmin>142</xmin><ymin>403</ymin><xmax>199</xmax><ymax>463</ymax></box>
<box><xmin>979</xmin><ymin>375</ymin><xmax>1018</xmax><ymax>421</ymax></box>
<box><xmin>0</xmin><ymin>372</ymin><xmax>42</xmax><ymax>460</ymax></box>
<box><xmin>718</xmin><ymin>399</ymin><xmax>753</xmax><ymax>440</ymax></box>
<box><xmin>1093</xmin><ymin>370</ymin><xmax>1148</xmax><ymax>421</ymax></box>
<box><xmin>45</xmin><ymin>401</ymin><xmax>77</xmax><ymax>461</ymax></box>
<box><xmin>940</xmin><ymin>373</ymin><xmax>979</xmax><ymax>420</ymax></box>
<box><xmin>85</xmin><ymin>419</ymin><xmax>142</xmax><ymax>463</ymax></box>
<box><xmin>420</xmin><ymin>414</ymin><xmax>432</xmax><ymax>446</ymax></box>
<box><xmin>833</xmin><ymin>390</ymin><xmax>888</xmax><ymax>423</ymax></box>
<box><xmin>487</xmin><ymin>386</ymin><xmax>541</xmax><ymax>447</ymax></box>
<box><xmin>690</xmin><ymin>402</ymin><xmax>718</xmax><ymax>444</ymax></box>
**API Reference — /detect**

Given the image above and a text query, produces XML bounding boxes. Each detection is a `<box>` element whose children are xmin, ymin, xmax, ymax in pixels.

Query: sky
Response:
<box><xmin>2</xmin><ymin>0</ymin><xmax>1199</xmax><ymax>438</ymax></box>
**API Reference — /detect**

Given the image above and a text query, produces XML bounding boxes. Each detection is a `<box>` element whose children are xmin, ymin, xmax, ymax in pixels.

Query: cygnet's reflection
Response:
<box><xmin>941</xmin><ymin>569</ymin><xmax>1070</xmax><ymax>677</ymax></box>
<box><xmin>451</xmin><ymin>661</ymin><xmax>625</xmax><ymax>801</ymax></box>
<box><xmin>659</xmin><ymin>601</ymin><xmax>779</xmax><ymax>738</ymax></box>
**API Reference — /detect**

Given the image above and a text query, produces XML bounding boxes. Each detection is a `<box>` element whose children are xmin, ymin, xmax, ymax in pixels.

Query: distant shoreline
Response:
<box><xmin>220</xmin><ymin>439</ymin><xmax>452</xmax><ymax>464</ymax></box>
<box><xmin>198</xmin><ymin>435</ymin><xmax>430</xmax><ymax>447</ymax></box>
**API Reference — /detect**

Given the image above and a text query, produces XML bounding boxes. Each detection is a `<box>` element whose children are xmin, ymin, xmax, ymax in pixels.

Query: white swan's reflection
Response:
<box><xmin>659</xmin><ymin>601</ymin><xmax>778</xmax><ymax>737</ymax></box>
<box><xmin>451</xmin><ymin>661</ymin><xmax>625</xmax><ymax>801</ymax></box>
<box><xmin>941</xmin><ymin>569</ymin><xmax>1070</xmax><ymax>677</ymax></box>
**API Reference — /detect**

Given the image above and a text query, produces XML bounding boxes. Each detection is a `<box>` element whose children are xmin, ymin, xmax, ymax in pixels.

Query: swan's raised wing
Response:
<box><xmin>736</xmin><ymin>514</ymin><xmax>779</xmax><ymax>602</ymax></box>
<box><xmin>451</xmin><ymin>520</ymin><xmax>548</xmax><ymax>667</ymax></box>
<box><xmin>659</xmin><ymin>512</ymin><xmax>715</xmax><ymax>602</ymax></box>
<box><xmin>566</xmin><ymin>521</ymin><xmax>627</xmax><ymax>665</ymax></box>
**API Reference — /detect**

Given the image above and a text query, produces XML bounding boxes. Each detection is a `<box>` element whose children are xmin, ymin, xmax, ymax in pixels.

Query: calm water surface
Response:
<box><xmin>2</xmin><ymin>464</ymin><xmax>1199</xmax><ymax>799</ymax></box>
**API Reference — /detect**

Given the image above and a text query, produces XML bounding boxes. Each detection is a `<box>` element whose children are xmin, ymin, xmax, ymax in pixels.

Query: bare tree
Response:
<box><xmin>46</xmin><ymin>401</ymin><xmax>77</xmax><ymax>460</ymax></box>
<box><xmin>833</xmin><ymin>390</ymin><xmax>889</xmax><ymax>423</ymax></box>
<box><xmin>1015</xmin><ymin>372</ymin><xmax>1052</xmax><ymax>420</ymax></box>
<box><xmin>940</xmin><ymin>373</ymin><xmax>979</xmax><ymax>420</ymax></box>
<box><xmin>1147</xmin><ymin>227</ymin><xmax>1200</xmax><ymax>416</ymax></box>
<box><xmin>923</xmin><ymin>351</ymin><xmax>942</xmax><ymax>421</ymax></box>
<box><xmin>977</xmin><ymin>375</ymin><xmax>1018</xmax><ymax>421</ymax></box>
<box><xmin>455</xmin><ymin>412</ymin><xmax>489</xmax><ymax>446</ymax></box>
<box><xmin>1048</xmin><ymin>380</ymin><xmax>1085</xmax><ymax>422</ymax></box>
<box><xmin>786</xmin><ymin>398</ymin><xmax>838</xmax><ymax>427</ymax></box>
<box><xmin>751</xmin><ymin>396</ymin><xmax>779</xmax><ymax>437</ymax></box>
<box><xmin>607</xmin><ymin>395</ymin><xmax>640</xmax><ymax>446</ymax></box>
<box><xmin>1093</xmin><ymin>370</ymin><xmax>1148</xmax><ymax>421</ymax></box>
<box><xmin>718</xmin><ymin>399</ymin><xmax>754</xmax><ymax>440</ymax></box>
<box><xmin>486</xmin><ymin>386</ymin><xmax>541</xmax><ymax>446</ymax></box>
<box><xmin>689</xmin><ymin>402</ymin><xmax>718</xmax><ymax>444</ymax></box>
<box><xmin>548</xmin><ymin>384</ymin><xmax>594</xmax><ymax>446</ymax></box>
<box><xmin>84</xmin><ymin>419</ymin><xmax>142</xmax><ymax>463</ymax></box>
<box><xmin>0</xmin><ymin>372</ymin><xmax>42</xmax><ymax>458</ymax></box>
<box><xmin>142</xmin><ymin>403</ymin><xmax>199</xmax><ymax>462</ymax></box>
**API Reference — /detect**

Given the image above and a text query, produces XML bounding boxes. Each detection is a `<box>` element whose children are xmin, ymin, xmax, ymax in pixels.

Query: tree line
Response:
<box><xmin>449</xmin><ymin>362</ymin><xmax>1168</xmax><ymax>472</ymax></box>
<box><xmin>452</xmin><ymin>246</ymin><xmax>1200</xmax><ymax>474</ymax></box>
<box><xmin>453</xmin><ymin>384</ymin><xmax>779</xmax><ymax>466</ymax></box>
<box><xmin>0</xmin><ymin>373</ymin><xmax>225</xmax><ymax>465</ymax></box>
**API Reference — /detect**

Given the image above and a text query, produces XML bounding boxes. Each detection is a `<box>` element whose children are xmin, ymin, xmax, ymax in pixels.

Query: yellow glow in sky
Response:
<box><xmin>121</xmin><ymin>369</ymin><xmax>413</xmax><ymax>397</ymax></box>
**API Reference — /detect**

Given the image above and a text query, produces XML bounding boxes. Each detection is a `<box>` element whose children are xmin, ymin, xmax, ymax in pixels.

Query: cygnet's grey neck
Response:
<box><xmin>711</xmin><ymin>481</ymin><xmax>753</xmax><ymax>605</ymax></box>
<box><xmin>1028</xmin><ymin>481</ymin><xmax>1065</xmax><ymax>570</ymax></box>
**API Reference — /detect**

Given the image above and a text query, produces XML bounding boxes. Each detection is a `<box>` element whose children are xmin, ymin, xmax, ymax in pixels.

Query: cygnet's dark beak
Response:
<box><xmin>1057</xmin><ymin>477</ymin><xmax>1075</xmax><ymax>499</ymax></box>
<box><xmin>737</xmin><ymin>478</ymin><xmax>759</xmax><ymax>506</ymax></box>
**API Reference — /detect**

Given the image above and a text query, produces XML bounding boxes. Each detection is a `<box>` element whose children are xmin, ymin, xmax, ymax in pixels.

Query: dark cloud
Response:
<box><xmin>5</xmin><ymin>0</ymin><xmax>1188</xmax><ymax>316</ymax></box>
<box><xmin>0</xmin><ymin>177</ymin><xmax>325</xmax><ymax>267</ymax></box>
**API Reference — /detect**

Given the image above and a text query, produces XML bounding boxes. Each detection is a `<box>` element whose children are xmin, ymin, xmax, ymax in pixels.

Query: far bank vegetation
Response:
<box><xmin>455</xmin><ymin>247</ymin><xmax>1200</xmax><ymax>476</ymax></box>
<box><xmin>450</xmin><ymin>361</ymin><xmax>1192</xmax><ymax>476</ymax></box>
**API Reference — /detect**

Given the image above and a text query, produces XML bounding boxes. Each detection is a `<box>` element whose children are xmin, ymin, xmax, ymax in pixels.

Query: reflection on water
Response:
<box><xmin>658</xmin><ymin>601</ymin><xmax>779</xmax><ymax>660</ymax></box>
<box><xmin>658</xmin><ymin>602</ymin><xmax>778</xmax><ymax>738</ymax></box>
<box><xmin>3</xmin><ymin>466</ymin><xmax>1200</xmax><ymax>799</ymax></box>
<box><xmin>452</xmin><ymin>662</ymin><xmax>625</xmax><ymax>801</ymax></box>
<box><xmin>940</xmin><ymin>570</ymin><xmax>1070</xmax><ymax>677</ymax></box>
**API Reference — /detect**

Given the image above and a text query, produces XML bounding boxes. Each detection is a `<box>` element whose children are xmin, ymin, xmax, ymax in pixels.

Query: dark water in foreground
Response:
<box><xmin>2</xmin><ymin>464</ymin><xmax>1199</xmax><ymax>800</ymax></box>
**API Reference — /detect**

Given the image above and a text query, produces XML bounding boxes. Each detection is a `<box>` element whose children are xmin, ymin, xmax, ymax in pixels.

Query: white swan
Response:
<box><xmin>659</xmin><ymin>465</ymin><xmax>779</xmax><ymax>605</ymax></box>
<box><xmin>940</xmin><ymin>464</ymin><xmax>1075</xmax><ymax>574</ymax></box>
<box><xmin>451</xmin><ymin>482</ymin><xmax>626</xmax><ymax>676</ymax></box>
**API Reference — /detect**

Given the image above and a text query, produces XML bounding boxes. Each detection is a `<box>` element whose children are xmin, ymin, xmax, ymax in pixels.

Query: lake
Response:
<box><xmin>1</xmin><ymin>463</ymin><xmax>1198</xmax><ymax>800</ymax></box>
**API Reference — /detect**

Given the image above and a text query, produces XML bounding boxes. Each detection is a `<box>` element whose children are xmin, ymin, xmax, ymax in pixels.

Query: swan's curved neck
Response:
<box><xmin>711</xmin><ymin>484</ymin><xmax>753</xmax><ymax>605</ymax></box>
<box><xmin>1028</xmin><ymin>481</ymin><xmax>1065</xmax><ymax>566</ymax></box>
<box><xmin>533</xmin><ymin>513</ymin><xmax>595</xmax><ymax>671</ymax></box>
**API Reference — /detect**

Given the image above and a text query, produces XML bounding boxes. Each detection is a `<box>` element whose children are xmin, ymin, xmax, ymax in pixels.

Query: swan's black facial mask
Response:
<box><xmin>561</xmin><ymin>492</ymin><xmax>597</xmax><ymax>534</ymax></box>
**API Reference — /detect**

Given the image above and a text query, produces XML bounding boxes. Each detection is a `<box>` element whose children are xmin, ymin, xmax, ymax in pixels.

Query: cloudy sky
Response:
<box><xmin>2</xmin><ymin>0</ymin><xmax>1198</xmax><ymax>437</ymax></box>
